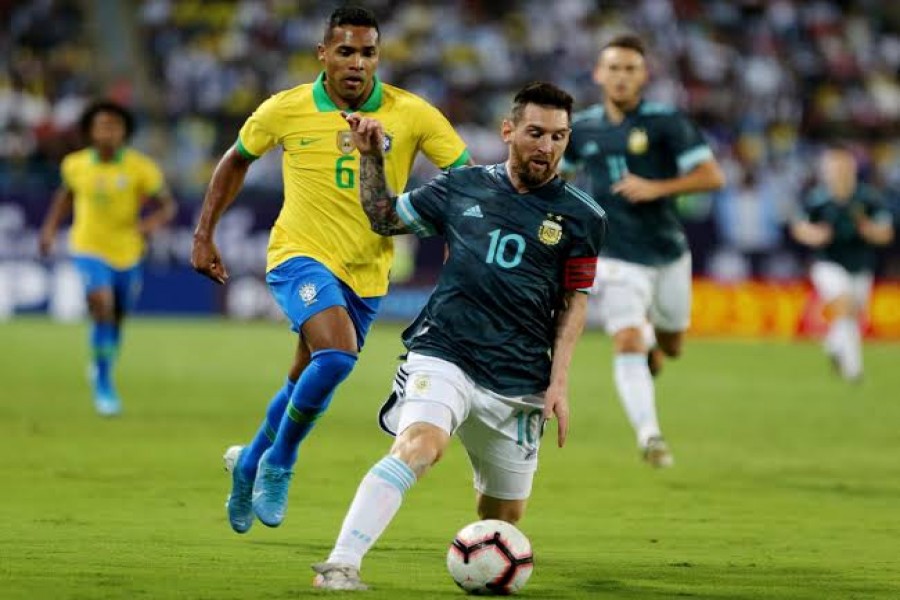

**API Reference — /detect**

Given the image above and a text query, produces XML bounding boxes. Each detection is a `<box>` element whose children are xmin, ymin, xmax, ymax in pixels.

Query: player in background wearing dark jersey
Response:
<box><xmin>562</xmin><ymin>35</ymin><xmax>725</xmax><ymax>467</ymax></box>
<box><xmin>311</xmin><ymin>83</ymin><xmax>606</xmax><ymax>590</ymax></box>
<box><xmin>791</xmin><ymin>146</ymin><xmax>894</xmax><ymax>382</ymax></box>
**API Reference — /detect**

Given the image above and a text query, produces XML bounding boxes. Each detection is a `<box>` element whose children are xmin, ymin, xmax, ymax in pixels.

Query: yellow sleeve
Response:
<box><xmin>414</xmin><ymin>102</ymin><xmax>469</xmax><ymax>169</ymax></box>
<box><xmin>236</xmin><ymin>94</ymin><xmax>282</xmax><ymax>160</ymax></box>
<box><xmin>60</xmin><ymin>154</ymin><xmax>77</xmax><ymax>190</ymax></box>
<box><xmin>141</xmin><ymin>158</ymin><xmax>165</xmax><ymax>197</ymax></box>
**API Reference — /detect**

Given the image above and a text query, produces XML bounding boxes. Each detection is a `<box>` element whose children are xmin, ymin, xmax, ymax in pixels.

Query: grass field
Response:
<box><xmin>2</xmin><ymin>318</ymin><xmax>899</xmax><ymax>599</ymax></box>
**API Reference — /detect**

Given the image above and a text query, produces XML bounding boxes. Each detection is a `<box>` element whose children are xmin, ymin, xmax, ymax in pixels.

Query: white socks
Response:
<box><xmin>831</xmin><ymin>317</ymin><xmax>862</xmax><ymax>380</ymax></box>
<box><xmin>327</xmin><ymin>455</ymin><xmax>417</xmax><ymax>569</ymax></box>
<box><xmin>614</xmin><ymin>353</ymin><xmax>660</xmax><ymax>447</ymax></box>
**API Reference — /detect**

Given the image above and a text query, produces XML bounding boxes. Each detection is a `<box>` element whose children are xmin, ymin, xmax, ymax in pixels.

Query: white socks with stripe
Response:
<box><xmin>614</xmin><ymin>353</ymin><xmax>661</xmax><ymax>447</ymax></box>
<box><xmin>832</xmin><ymin>317</ymin><xmax>862</xmax><ymax>380</ymax></box>
<box><xmin>327</xmin><ymin>455</ymin><xmax>417</xmax><ymax>569</ymax></box>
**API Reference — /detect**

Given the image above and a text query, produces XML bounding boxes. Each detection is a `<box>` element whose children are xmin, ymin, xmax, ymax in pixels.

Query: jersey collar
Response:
<box><xmin>90</xmin><ymin>147</ymin><xmax>126</xmax><ymax>164</ymax></box>
<box><xmin>312</xmin><ymin>72</ymin><xmax>383</xmax><ymax>113</ymax></box>
<box><xmin>494</xmin><ymin>162</ymin><xmax>565</xmax><ymax>199</ymax></box>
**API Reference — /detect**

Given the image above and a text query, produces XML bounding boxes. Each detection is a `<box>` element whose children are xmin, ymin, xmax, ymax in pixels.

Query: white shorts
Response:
<box><xmin>810</xmin><ymin>261</ymin><xmax>872</xmax><ymax>306</ymax></box>
<box><xmin>378</xmin><ymin>353</ymin><xmax>545</xmax><ymax>501</ymax></box>
<box><xmin>590</xmin><ymin>253</ymin><xmax>692</xmax><ymax>335</ymax></box>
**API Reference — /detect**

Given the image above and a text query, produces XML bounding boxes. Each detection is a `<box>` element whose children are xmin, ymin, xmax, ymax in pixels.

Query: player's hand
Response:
<box><xmin>38</xmin><ymin>230</ymin><xmax>55</xmax><ymax>258</ymax></box>
<box><xmin>612</xmin><ymin>173</ymin><xmax>665</xmax><ymax>203</ymax></box>
<box><xmin>543</xmin><ymin>382</ymin><xmax>570</xmax><ymax>448</ymax></box>
<box><xmin>341</xmin><ymin>111</ymin><xmax>384</xmax><ymax>157</ymax></box>
<box><xmin>808</xmin><ymin>223</ymin><xmax>834</xmax><ymax>247</ymax></box>
<box><xmin>191</xmin><ymin>235</ymin><xmax>229</xmax><ymax>284</ymax></box>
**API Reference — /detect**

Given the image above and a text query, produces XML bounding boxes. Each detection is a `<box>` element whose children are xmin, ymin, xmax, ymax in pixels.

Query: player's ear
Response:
<box><xmin>500</xmin><ymin>119</ymin><xmax>514</xmax><ymax>144</ymax></box>
<box><xmin>317</xmin><ymin>43</ymin><xmax>326</xmax><ymax>62</ymax></box>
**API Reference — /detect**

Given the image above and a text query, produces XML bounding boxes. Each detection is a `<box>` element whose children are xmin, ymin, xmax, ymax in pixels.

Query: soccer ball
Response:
<box><xmin>446</xmin><ymin>519</ymin><xmax>534</xmax><ymax>595</ymax></box>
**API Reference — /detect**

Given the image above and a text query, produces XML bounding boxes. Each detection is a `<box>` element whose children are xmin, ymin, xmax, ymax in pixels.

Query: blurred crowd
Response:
<box><xmin>2</xmin><ymin>0</ymin><xmax>899</xmax><ymax>278</ymax></box>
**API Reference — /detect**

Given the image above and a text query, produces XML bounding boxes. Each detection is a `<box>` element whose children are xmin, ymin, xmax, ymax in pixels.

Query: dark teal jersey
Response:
<box><xmin>395</xmin><ymin>164</ymin><xmax>607</xmax><ymax>396</ymax></box>
<box><xmin>562</xmin><ymin>100</ymin><xmax>714</xmax><ymax>265</ymax></box>
<box><xmin>797</xmin><ymin>184</ymin><xmax>892</xmax><ymax>273</ymax></box>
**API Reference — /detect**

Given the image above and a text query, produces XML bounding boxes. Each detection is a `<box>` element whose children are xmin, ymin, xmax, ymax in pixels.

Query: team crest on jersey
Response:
<box><xmin>299</xmin><ymin>283</ymin><xmax>318</xmax><ymax>306</ymax></box>
<box><xmin>628</xmin><ymin>128</ymin><xmax>649</xmax><ymax>155</ymax></box>
<box><xmin>538</xmin><ymin>215</ymin><xmax>563</xmax><ymax>246</ymax></box>
<box><xmin>116</xmin><ymin>175</ymin><xmax>128</xmax><ymax>190</ymax></box>
<box><xmin>337</xmin><ymin>130</ymin><xmax>355</xmax><ymax>155</ymax></box>
<box><xmin>382</xmin><ymin>133</ymin><xmax>393</xmax><ymax>154</ymax></box>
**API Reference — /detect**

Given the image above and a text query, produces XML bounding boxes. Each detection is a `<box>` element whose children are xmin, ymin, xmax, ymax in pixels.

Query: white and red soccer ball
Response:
<box><xmin>447</xmin><ymin>519</ymin><xmax>534</xmax><ymax>595</ymax></box>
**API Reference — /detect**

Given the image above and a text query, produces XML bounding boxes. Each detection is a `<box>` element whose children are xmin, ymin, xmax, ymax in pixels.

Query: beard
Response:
<box><xmin>510</xmin><ymin>146</ymin><xmax>556</xmax><ymax>189</ymax></box>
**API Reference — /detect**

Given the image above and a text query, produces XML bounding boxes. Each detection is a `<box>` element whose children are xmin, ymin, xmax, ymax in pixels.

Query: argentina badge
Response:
<box><xmin>627</xmin><ymin>128</ymin><xmax>649</xmax><ymax>155</ymax></box>
<box><xmin>538</xmin><ymin>216</ymin><xmax>563</xmax><ymax>246</ymax></box>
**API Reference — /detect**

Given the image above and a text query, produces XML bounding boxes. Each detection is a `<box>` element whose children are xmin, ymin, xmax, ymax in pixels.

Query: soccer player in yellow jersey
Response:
<box><xmin>191</xmin><ymin>6</ymin><xmax>470</xmax><ymax>533</ymax></box>
<box><xmin>39</xmin><ymin>101</ymin><xmax>177</xmax><ymax>416</ymax></box>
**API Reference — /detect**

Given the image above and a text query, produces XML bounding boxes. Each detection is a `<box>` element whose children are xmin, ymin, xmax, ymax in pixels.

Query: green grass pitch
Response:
<box><xmin>2</xmin><ymin>318</ymin><xmax>899</xmax><ymax>599</ymax></box>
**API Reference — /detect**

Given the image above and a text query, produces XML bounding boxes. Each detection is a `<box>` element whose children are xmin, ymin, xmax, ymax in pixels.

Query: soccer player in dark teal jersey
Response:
<box><xmin>791</xmin><ymin>146</ymin><xmax>894</xmax><ymax>382</ymax></box>
<box><xmin>561</xmin><ymin>34</ymin><xmax>725</xmax><ymax>467</ymax></box>
<box><xmin>310</xmin><ymin>83</ymin><xmax>606</xmax><ymax>590</ymax></box>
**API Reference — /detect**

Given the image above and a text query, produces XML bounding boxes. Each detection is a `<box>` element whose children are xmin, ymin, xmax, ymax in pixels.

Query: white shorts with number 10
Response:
<box><xmin>378</xmin><ymin>352</ymin><xmax>545</xmax><ymax>501</ymax></box>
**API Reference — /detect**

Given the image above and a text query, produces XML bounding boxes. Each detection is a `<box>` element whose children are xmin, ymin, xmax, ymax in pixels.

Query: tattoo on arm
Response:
<box><xmin>359</xmin><ymin>154</ymin><xmax>410</xmax><ymax>236</ymax></box>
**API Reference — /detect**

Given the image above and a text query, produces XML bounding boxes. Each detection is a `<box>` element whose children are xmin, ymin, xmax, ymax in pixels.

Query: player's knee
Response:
<box><xmin>655</xmin><ymin>330</ymin><xmax>684</xmax><ymax>358</ymax></box>
<box><xmin>87</xmin><ymin>293</ymin><xmax>115</xmax><ymax>322</ymax></box>
<box><xmin>829</xmin><ymin>294</ymin><xmax>856</xmax><ymax>317</ymax></box>
<box><xmin>613</xmin><ymin>327</ymin><xmax>644</xmax><ymax>353</ymax></box>
<box><xmin>311</xmin><ymin>349</ymin><xmax>358</xmax><ymax>387</ymax></box>
<box><xmin>659</xmin><ymin>340</ymin><xmax>683</xmax><ymax>358</ymax></box>
<box><xmin>391</xmin><ymin>424</ymin><xmax>449</xmax><ymax>477</ymax></box>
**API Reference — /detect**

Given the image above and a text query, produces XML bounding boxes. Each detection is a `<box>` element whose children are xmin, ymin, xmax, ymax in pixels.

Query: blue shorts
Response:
<box><xmin>72</xmin><ymin>255</ymin><xmax>143</xmax><ymax>312</ymax></box>
<box><xmin>266</xmin><ymin>257</ymin><xmax>382</xmax><ymax>351</ymax></box>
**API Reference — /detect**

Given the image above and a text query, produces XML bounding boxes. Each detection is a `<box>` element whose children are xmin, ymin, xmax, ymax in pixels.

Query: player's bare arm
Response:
<box><xmin>192</xmin><ymin>146</ymin><xmax>253</xmax><ymax>284</ymax></box>
<box><xmin>613</xmin><ymin>159</ymin><xmax>726</xmax><ymax>203</ymax></box>
<box><xmin>854</xmin><ymin>212</ymin><xmax>894</xmax><ymax>246</ymax></box>
<box><xmin>791</xmin><ymin>220</ymin><xmax>834</xmax><ymax>248</ymax></box>
<box><xmin>343</xmin><ymin>111</ymin><xmax>411</xmax><ymax>236</ymax></box>
<box><xmin>545</xmin><ymin>291</ymin><xmax>589</xmax><ymax>448</ymax></box>
<box><xmin>38</xmin><ymin>187</ymin><xmax>74</xmax><ymax>257</ymax></box>
<box><xmin>139</xmin><ymin>188</ymin><xmax>178</xmax><ymax>237</ymax></box>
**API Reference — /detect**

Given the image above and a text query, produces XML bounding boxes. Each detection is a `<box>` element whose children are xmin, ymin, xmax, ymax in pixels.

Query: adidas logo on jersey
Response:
<box><xmin>463</xmin><ymin>205</ymin><xmax>483</xmax><ymax>218</ymax></box>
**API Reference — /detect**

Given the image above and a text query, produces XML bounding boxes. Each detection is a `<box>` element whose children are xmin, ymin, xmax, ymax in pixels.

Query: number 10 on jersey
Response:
<box><xmin>486</xmin><ymin>229</ymin><xmax>525</xmax><ymax>269</ymax></box>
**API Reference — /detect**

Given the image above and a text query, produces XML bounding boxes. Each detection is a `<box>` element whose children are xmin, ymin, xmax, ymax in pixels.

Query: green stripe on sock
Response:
<box><xmin>264</xmin><ymin>421</ymin><xmax>278</xmax><ymax>442</ymax></box>
<box><xmin>286</xmin><ymin>404</ymin><xmax>322</xmax><ymax>424</ymax></box>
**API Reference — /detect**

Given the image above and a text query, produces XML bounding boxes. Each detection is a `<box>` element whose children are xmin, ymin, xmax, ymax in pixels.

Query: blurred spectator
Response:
<box><xmin>2</xmin><ymin>0</ymin><xmax>898</xmax><ymax>278</ymax></box>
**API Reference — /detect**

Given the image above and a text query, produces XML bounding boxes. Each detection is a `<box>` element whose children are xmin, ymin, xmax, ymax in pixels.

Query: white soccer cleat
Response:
<box><xmin>642</xmin><ymin>436</ymin><xmax>674</xmax><ymax>468</ymax></box>
<box><xmin>312</xmin><ymin>562</ymin><xmax>369</xmax><ymax>591</ymax></box>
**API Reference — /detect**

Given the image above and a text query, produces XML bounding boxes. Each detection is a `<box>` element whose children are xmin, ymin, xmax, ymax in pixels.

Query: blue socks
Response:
<box><xmin>91</xmin><ymin>321</ymin><xmax>118</xmax><ymax>389</ymax></box>
<box><xmin>237</xmin><ymin>378</ymin><xmax>296</xmax><ymax>479</ymax></box>
<box><xmin>267</xmin><ymin>349</ymin><xmax>358</xmax><ymax>469</ymax></box>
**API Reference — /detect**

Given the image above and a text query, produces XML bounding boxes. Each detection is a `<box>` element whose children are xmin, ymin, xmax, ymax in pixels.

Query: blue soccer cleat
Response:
<box><xmin>252</xmin><ymin>448</ymin><xmax>294</xmax><ymax>527</ymax></box>
<box><xmin>223</xmin><ymin>445</ymin><xmax>254</xmax><ymax>534</ymax></box>
<box><xmin>90</xmin><ymin>367</ymin><xmax>122</xmax><ymax>417</ymax></box>
<box><xmin>93</xmin><ymin>392</ymin><xmax>122</xmax><ymax>417</ymax></box>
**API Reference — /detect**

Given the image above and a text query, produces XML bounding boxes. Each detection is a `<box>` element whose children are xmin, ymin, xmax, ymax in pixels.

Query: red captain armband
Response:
<box><xmin>564</xmin><ymin>257</ymin><xmax>598</xmax><ymax>290</ymax></box>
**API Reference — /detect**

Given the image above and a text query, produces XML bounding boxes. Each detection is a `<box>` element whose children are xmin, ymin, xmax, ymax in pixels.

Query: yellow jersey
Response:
<box><xmin>237</xmin><ymin>73</ymin><xmax>469</xmax><ymax>297</ymax></box>
<box><xmin>63</xmin><ymin>147</ymin><xmax>165</xmax><ymax>269</ymax></box>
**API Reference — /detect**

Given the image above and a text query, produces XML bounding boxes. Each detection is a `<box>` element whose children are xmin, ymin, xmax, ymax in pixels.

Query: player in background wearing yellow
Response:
<box><xmin>191</xmin><ymin>6</ymin><xmax>470</xmax><ymax>534</ymax></box>
<box><xmin>39</xmin><ymin>101</ymin><xmax>177</xmax><ymax>417</ymax></box>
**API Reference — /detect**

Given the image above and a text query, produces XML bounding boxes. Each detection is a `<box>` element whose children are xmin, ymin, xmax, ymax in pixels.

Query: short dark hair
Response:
<box><xmin>511</xmin><ymin>82</ymin><xmax>574</xmax><ymax>123</ymax></box>
<box><xmin>323</xmin><ymin>6</ymin><xmax>380</xmax><ymax>44</ymax></box>
<box><xmin>79</xmin><ymin>100</ymin><xmax>135</xmax><ymax>139</ymax></box>
<box><xmin>601</xmin><ymin>33</ymin><xmax>646</xmax><ymax>57</ymax></box>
